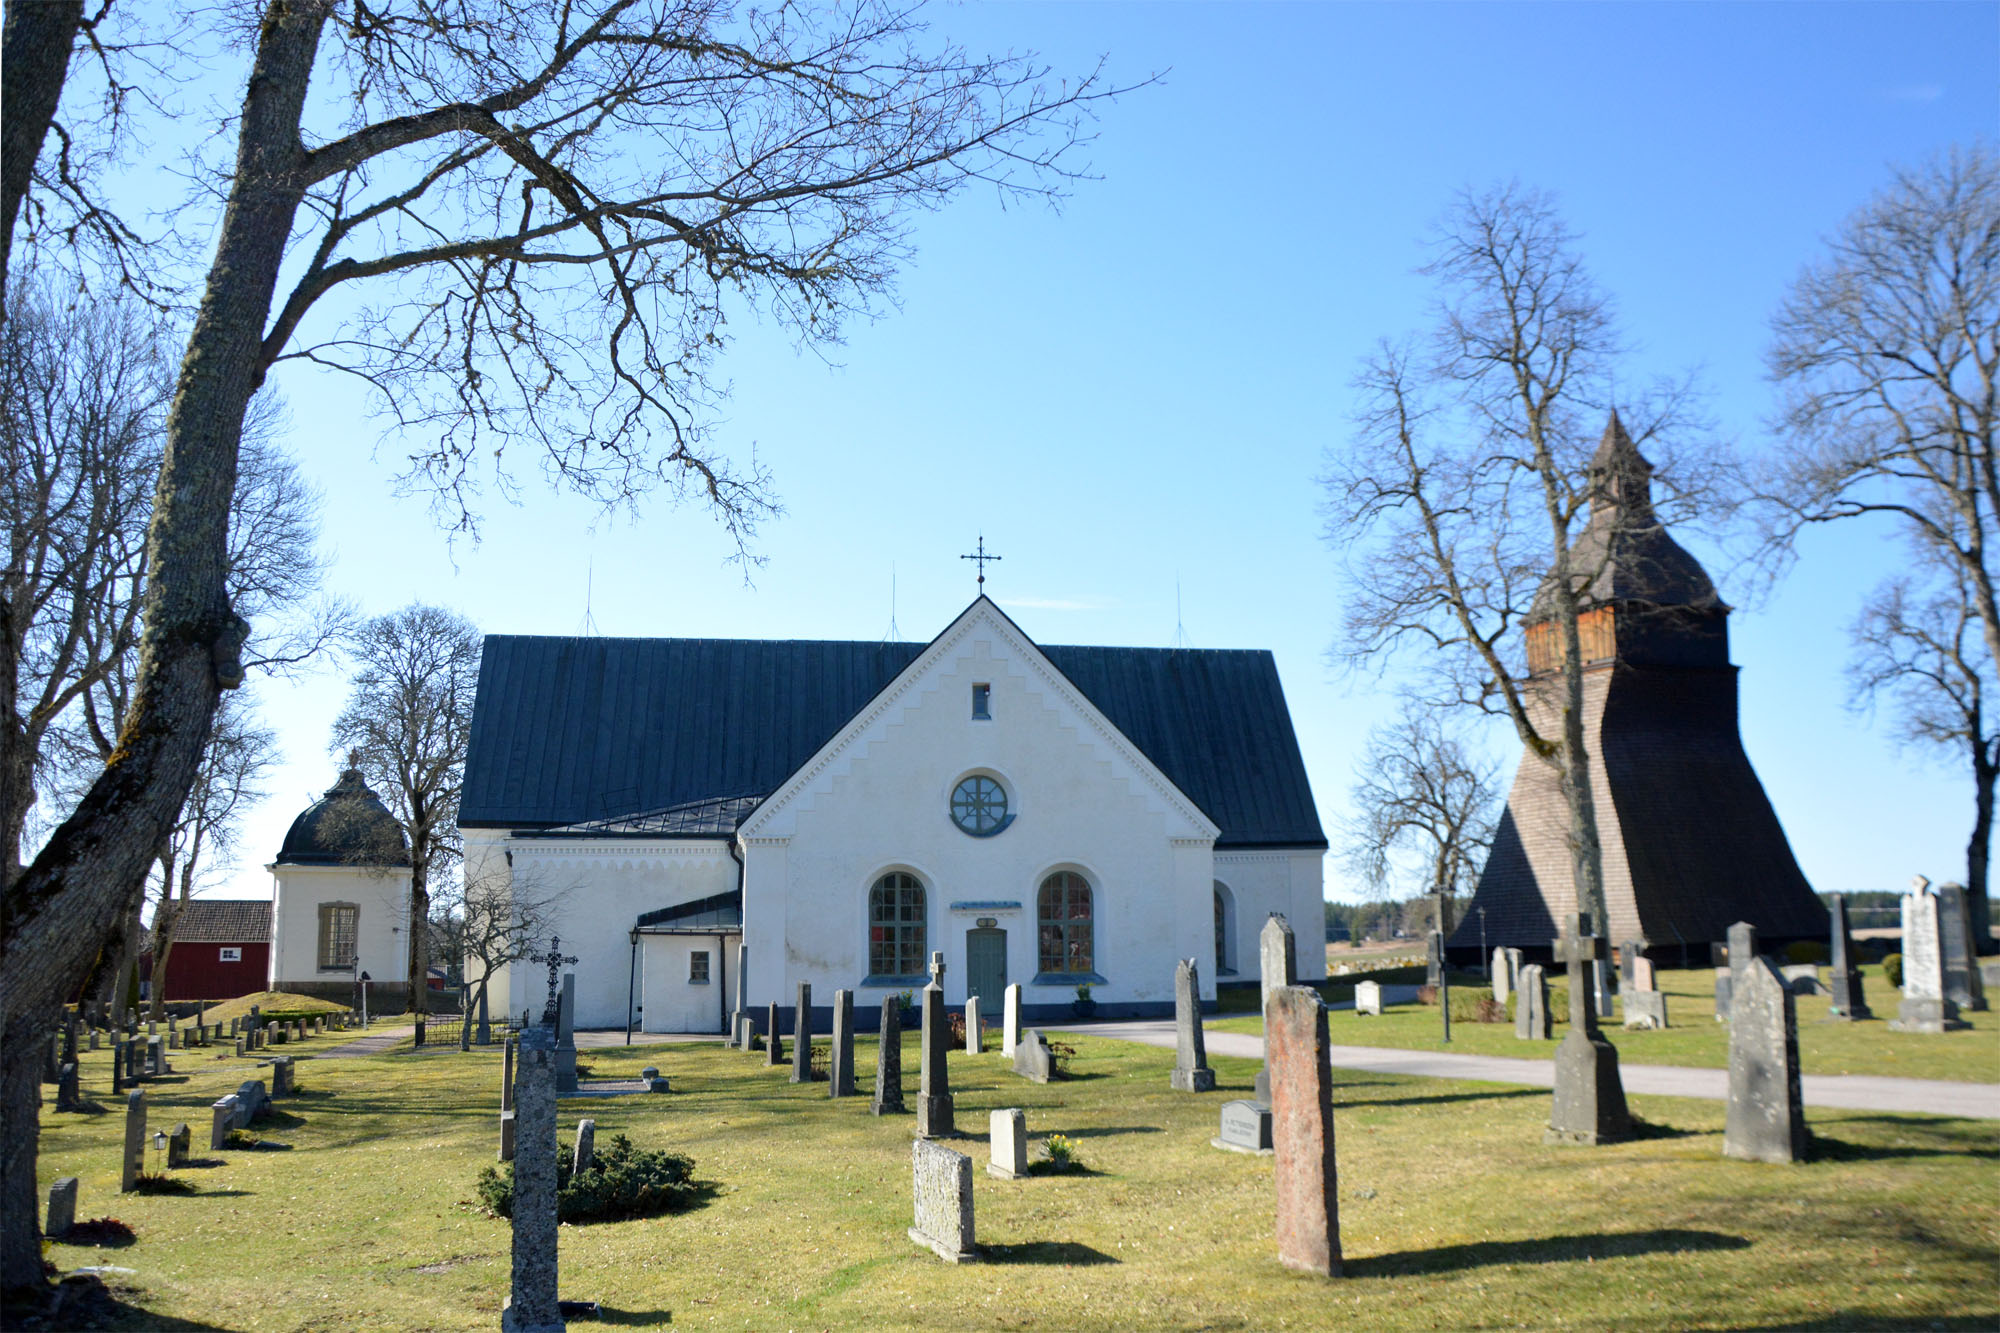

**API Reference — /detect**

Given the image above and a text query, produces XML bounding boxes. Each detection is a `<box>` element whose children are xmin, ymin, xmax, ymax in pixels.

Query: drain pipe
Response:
<box><xmin>626</xmin><ymin>929</ymin><xmax>639</xmax><ymax>1045</ymax></box>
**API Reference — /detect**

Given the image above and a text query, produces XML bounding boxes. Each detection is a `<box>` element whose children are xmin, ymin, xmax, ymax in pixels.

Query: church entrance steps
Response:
<box><xmin>1038</xmin><ymin>1019</ymin><xmax>2000</xmax><ymax>1120</ymax></box>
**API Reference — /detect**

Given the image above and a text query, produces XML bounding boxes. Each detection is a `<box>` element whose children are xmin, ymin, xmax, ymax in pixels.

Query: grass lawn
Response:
<box><xmin>32</xmin><ymin>1021</ymin><xmax>2000</xmax><ymax>1331</ymax></box>
<box><xmin>1210</xmin><ymin>966</ymin><xmax>2000</xmax><ymax>1084</ymax></box>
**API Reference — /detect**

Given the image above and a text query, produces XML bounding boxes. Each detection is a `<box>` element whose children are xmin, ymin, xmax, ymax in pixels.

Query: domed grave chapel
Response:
<box><xmin>266</xmin><ymin>761</ymin><xmax>413</xmax><ymax>1008</ymax></box>
<box><xmin>1453</xmin><ymin>415</ymin><xmax>1827</xmax><ymax>961</ymax></box>
<box><xmin>457</xmin><ymin>596</ymin><xmax>1328</xmax><ymax>1035</ymax></box>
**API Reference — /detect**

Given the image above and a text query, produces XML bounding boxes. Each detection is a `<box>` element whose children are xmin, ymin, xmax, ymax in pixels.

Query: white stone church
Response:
<box><xmin>457</xmin><ymin>597</ymin><xmax>1327</xmax><ymax>1034</ymax></box>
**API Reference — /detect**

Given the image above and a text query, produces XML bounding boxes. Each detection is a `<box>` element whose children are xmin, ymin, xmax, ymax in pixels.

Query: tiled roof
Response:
<box><xmin>460</xmin><ymin>602</ymin><xmax>1325</xmax><ymax>848</ymax></box>
<box><xmin>157</xmin><ymin>899</ymin><xmax>271</xmax><ymax>944</ymax></box>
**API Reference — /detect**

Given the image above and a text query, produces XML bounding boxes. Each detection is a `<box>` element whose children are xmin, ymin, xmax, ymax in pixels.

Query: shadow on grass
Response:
<box><xmin>1626</xmin><ymin>1116</ymin><xmax>1701</xmax><ymax>1141</ymax></box>
<box><xmin>1716</xmin><ymin>1318</ymin><xmax>2000</xmax><ymax>1332</ymax></box>
<box><xmin>593</xmin><ymin>1306</ymin><xmax>675</xmax><ymax>1326</ymax></box>
<box><xmin>26</xmin><ymin>1278</ymin><xmax>246</xmax><ymax>1331</ymax></box>
<box><xmin>251</xmin><ymin>1108</ymin><xmax>307</xmax><ymax>1130</ymax></box>
<box><xmin>981</xmin><ymin>1240</ymin><xmax>1118</xmax><ymax>1266</ymax></box>
<box><xmin>1346</xmin><ymin>1228</ymin><xmax>1750</xmax><ymax>1277</ymax></box>
<box><xmin>1809</xmin><ymin>1134</ymin><xmax>2000</xmax><ymax>1163</ymax></box>
<box><xmin>1058</xmin><ymin>1125</ymin><xmax>1162</xmax><ymax>1139</ymax></box>
<box><xmin>1343</xmin><ymin>1087</ymin><xmax>1542</xmax><ymax>1111</ymax></box>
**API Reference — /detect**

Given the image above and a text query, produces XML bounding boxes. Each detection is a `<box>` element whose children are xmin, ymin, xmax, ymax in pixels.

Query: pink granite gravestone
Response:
<box><xmin>1266</xmin><ymin>986</ymin><xmax>1340</xmax><ymax>1277</ymax></box>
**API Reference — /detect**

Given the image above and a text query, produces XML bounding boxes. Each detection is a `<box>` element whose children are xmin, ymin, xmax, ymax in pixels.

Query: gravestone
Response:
<box><xmin>1827</xmin><ymin>892</ymin><xmax>1872</xmax><ymax>1020</ymax></box>
<box><xmin>554</xmin><ymin>974</ymin><xmax>579</xmax><ymax>1094</ymax></box>
<box><xmin>1213</xmin><ymin>1096</ymin><xmax>1274</xmax><ymax>1154</ymax></box>
<box><xmin>917</xmin><ymin>954</ymin><xmax>954</xmax><ymax>1137</ymax></box>
<box><xmin>1937</xmin><ymin>883</ymin><xmax>1989</xmax><ymax>1012</ymax></box>
<box><xmin>1425</xmin><ymin>930</ymin><xmax>1445</xmax><ymax>989</ymax></box>
<box><xmin>55</xmin><ymin>1062</ymin><xmax>82</xmax><ymax>1112</ymax></box>
<box><xmin>1354</xmin><ymin>981</ymin><xmax>1382</xmax><ymax>1017</ymax></box>
<box><xmin>1546</xmin><ymin>913</ymin><xmax>1630</xmax><ymax>1146</ymax></box>
<box><xmin>110</xmin><ymin>1040</ymin><xmax>125</xmax><ymax>1095</ymax></box>
<box><xmin>120</xmin><ymin>1090</ymin><xmax>146</xmax><ymax>1191</ymax></box>
<box><xmin>503</xmin><ymin>1035</ymin><xmax>518</xmax><ymax>1111</ymax></box>
<box><xmin>1714</xmin><ymin>967</ymin><xmax>1733</xmax><ymax>1022</ymax></box>
<box><xmin>210</xmin><ymin>1095</ymin><xmax>241</xmax><ymax>1149</ymax></box>
<box><xmin>1266</xmin><ymin>986</ymin><xmax>1340</xmax><ymax>1277</ymax></box>
<box><xmin>45</xmin><ymin>1177</ymin><xmax>77</xmax><ymax>1238</ymax></box>
<box><xmin>235</xmin><ymin>1079</ymin><xmax>269</xmax><ymax>1121</ymax></box>
<box><xmin>271</xmin><ymin>1057</ymin><xmax>295</xmax><ymax>1097</ymax></box>
<box><xmin>1514</xmin><ymin>965</ymin><xmax>1550</xmax><ymax>1039</ymax></box>
<box><xmin>88</xmin><ymin>1030</ymin><xmax>100</xmax><ymax>1052</ymax></box>
<box><xmin>1256</xmin><ymin>914</ymin><xmax>1298</xmax><ymax>1109</ymax></box>
<box><xmin>503</xmin><ymin>1025</ymin><xmax>563</xmax><ymax>1333</ymax></box>
<box><xmin>126</xmin><ymin>1036</ymin><xmax>143</xmax><ymax>1081</ymax></box>
<box><xmin>766</xmin><ymin>1002</ymin><xmax>784</xmax><ymax>1067</ymax></box>
<box><xmin>477</xmin><ymin>988</ymin><xmax>492</xmax><ymax>1046</ymax></box>
<box><xmin>574</xmin><ymin>1118</ymin><xmax>596</xmax><ymax>1173</ymax></box>
<box><xmin>1632</xmin><ymin>956</ymin><xmax>1657</xmax><ymax>992</ymax></box>
<box><xmin>1012</xmin><ymin>1029</ymin><xmax>1054</xmax><ymax>1084</ymax></box>
<box><xmin>1001</xmin><ymin>983</ymin><xmax>1023</xmax><ymax>1058</ymax></box>
<box><xmin>1725</xmin><ymin>948</ymin><xmax>1807</xmax><ymax>1164</ymax></box>
<box><xmin>872</xmin><ymin>997</ymin><xmax>905</xmax><ymax>1115</ymax></box>
<box><xmin>167</xmin><ymin>1122</ymin><xmax>190</xmax><ymax>1168</ymax></box>
<box><xmin>829</xmin><ymin>989</ymin><xmax>856</xmax><ymax>1098</ymax></box>
<box><xmin>1492</xmin><ymin>949</ymin><xmax>1512</xmax><ymax>1006</ymax></box>
<box><xmin>908</xmin><ymin>1140</ymin><xmax>977</xmax><ymax>1263</ymax></box>
<box><xmin>730</xmin><ymin>941</ymin><xmax>750</xmax><ymax>1048</ymax></box>
<box><xmin>1169</xmin><ymin>958</ymin><xmax>1216</xmax><ymax>1092</ymax></box>
<box><xmin>1620</xmin><ymin>940</ymin><xmax>1643</xmax><ymax>993</ymax></box>
<box><xmin>146</xmin><ymin>1035</ymin><xmax>165</xmax><ymax>1077</ymax></box>
<box><xmin>643</xmin><ymin>1067</ymin><xmax>669</xmax><ymax>1094</ymax></box>
<box><xmin>1623</xmin><ymin>992</ymin><xmax>1669</xmax><ymax>1030</ymax></box>
<box><xmin>1892</xmin><ymin>889</ymin><xmax>1969</xmax><ymax>1032</ymax></box>
<box><xmin>791</xmin><ymin>982</ymin><xmax>814</xmax><ymax>1084</ymax></box>
<box><xmin>1780</xmin><ymin>964</ymin><xmax>1824</xmax><ymax>996</ymax></box>
<box><xmin>988</xmin><ymin>1108</ymin><xmax>1028</xmax><ymax>1180</ymax></box>
<box><xmin>964</xmin><ymin>996</ymin><xmax>983</xmax><ymax>1054</ymax></box>
<box><xmin>499</xmin><ymin>1109</ymin><xmax>517</xmax><ymax>1163</ymax></box>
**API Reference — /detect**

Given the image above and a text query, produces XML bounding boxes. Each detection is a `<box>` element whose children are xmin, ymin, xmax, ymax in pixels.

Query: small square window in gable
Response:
<box><xmin>972</xmin><ymin>683</ymin><xmax>991</xmax><ymax>720</ymax></box>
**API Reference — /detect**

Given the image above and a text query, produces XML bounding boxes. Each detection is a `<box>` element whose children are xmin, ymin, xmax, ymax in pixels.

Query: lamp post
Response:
<box><xmin>1478</xmin><ymin>907</ymin><xmax>1488</xmax><ymax>976</ymax></box>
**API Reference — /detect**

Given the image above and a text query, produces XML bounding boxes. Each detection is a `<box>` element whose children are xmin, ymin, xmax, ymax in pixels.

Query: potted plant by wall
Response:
<box><xmin>1070</xmin><ymin>983</ymin><xmax>1097</xmax><ymax>1019</ymax></box>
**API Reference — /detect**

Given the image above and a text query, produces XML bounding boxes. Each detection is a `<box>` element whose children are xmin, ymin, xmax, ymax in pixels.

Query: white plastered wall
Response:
<box><xmin>1213</xmin><ymin>848</ymin><xmax>1329</xmax><ymax>983</ymax></box>
<box><xmin>738</xmin><ymin>602</ymin><xmax>1220</xmax><ymax>1016</ymax></box>
<box><xmin>266</xmin><ymin>863</ymin><xmax>411</xmax><ymax>990</ymax></box>
<box><xmin>638</xmin><ymin>934</ymin><xmax>734</xmax><ymax>1033</ymax></box>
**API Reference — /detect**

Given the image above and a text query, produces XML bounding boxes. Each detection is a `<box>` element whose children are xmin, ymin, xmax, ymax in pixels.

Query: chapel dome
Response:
<box><xmin>276</xmin><ymin>762</ymin><xmax>409</xmax><ymax>866</ymax></box>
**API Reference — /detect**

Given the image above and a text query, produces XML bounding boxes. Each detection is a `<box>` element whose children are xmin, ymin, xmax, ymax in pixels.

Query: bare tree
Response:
<box><xmin>144</xmin><ymin>696</ymin><xmax>280</xmax><ymax>1018</ymax></box>
<box><xmin>0</xmin><ymin>1</ymin><xmax>1123</xmax><ymax>1293</ymax></box>
<box><xmin>1341</xmin><ymin>708</ymin><xmax>1499</xmax><ymax>936</ymax></box>
<box><xmin>455</xmin><ymin>864</ymin><xmax>562</xmax><ymax>1051</ymax></box>
<box><xmin>1762</xmin><ymin>145</ymin><xmax>1999</xmax><ymax>949</ymax></box>
<box><xmin>1324</xmin><ymin>184</ymin><xmax>1712</xmax><ymax>941</ymax></box>
<box><xmin>332</xmin><ymin>604</ymin><xmax>480</xmax><ymax>1047</ymax></box>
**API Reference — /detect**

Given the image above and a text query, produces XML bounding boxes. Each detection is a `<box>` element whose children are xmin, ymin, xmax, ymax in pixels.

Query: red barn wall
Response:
<box><xmin>142</xmin><ymin>941</ymin><xmax>270</xmax><ymax>1002</ymax></box>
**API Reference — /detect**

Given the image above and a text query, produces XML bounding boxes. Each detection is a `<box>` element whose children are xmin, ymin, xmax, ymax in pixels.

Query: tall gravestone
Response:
<box><xmin>917</xmin><ymin>953</ymin><xmax>954</xmax><ymax>1137</ymax></box>
<box><xmin>908</xmin><ymin>1140</ymin><xmax>977</xmax><ymax>1263</ymax></box>
<box><xmin>120</xmin><ymin>1090</ymin><xmax>146</xmax><ymax>1191</ymax></box>
<box><xmin>988</xmin><ymin>1108</ymin><xmax>1028</xmax><ymax>1180</ymax></box>
<box><xmin>55</xmin><ymin>1062</ymin><xmax>82</xmax><ymax>1113</ymax></box>
<box><xmin>1620</xmin><ymin>940</ymin><xmax>1644</xmax><ymax>994</ymax></box>
<box><xmin>1714</xmin><ymin>959</ymin><xmax>1733</xmax><ymax>1023</ymax></box>
<box><xmin>1425</xmin><ymin>930</ymin><xmax>1445</xmax><ymax>989</ymax></box>
<box><xmin>872</xmin><ymin>997</ymin><xmax>905</xmax><ymax>1115</ymax></box>
<box><xmin>1492</xmin><ymin>949</ymin><xmax>1512</xmax><ymax>1007</ymax></box>
<box><xmin>45</xmin><ymin>1177</ymin><xmax>77</xmax><ymax>1238</ymax></box>
<box><xmin>476</xmin><ymin>988</ymin><xmax>492</xmax><ymax>1046</ymax></box>
<box><xmin>1255</xmin><ymin>914</ymin><xmax>1297</xmax><ymax>1106</ymax></box>
<box><xmin>730</xmin><ymin>941</ymin><xmax>750</xmax><ymax>1047</ymax></box>
<box><xmin>503</xmin><ymin>1025</ymin><xmax>564</xmax><ymax>1333</ymax></box>
<box><xmin>1827</xmin><ymin>893</ymin><xmax>1871</xmax><ymax>1021</ymax></box>
<box><xmin>1170</xmin><ymin>958</ymin><xmax>1216</xmax><ymax>1092</ymax></box>
<box><xmin>1514</xmin><ymin>964</ymin><xmax>1550</xmax><ymax>1039</ymax></box>
<box><xmin>1936</xmin><ymin>883</ymin><xmax>1988</xmax><ymax>1012</ymax></box>
<box><xmin>1724</xmin><ymin>937</ymin><xmax>1807</xmax><ymax>1165</ymax></box>
<box><xmin>790</xmin><ymin>981</ymin><xmax>814</xmax><ymax>1084</ymax></box>
<box><xmin>1892</xmin><ymin>889</ymin><xmax>1969</xmax><ymax>1032</ymax></box>
<box><xmin>829</xmin><ymin>989</ymin><xmax>855</xmax><ymax>1098</ymax></box>
<box><xmin>1267</xmin><ymin>986</ymin><xmax>1340</xmax><ymax>1277</ymax></box>
<box><xmin>1546</xmin><ymin>913</ymin><xmax>1630</xmax><ymax>1145</ymax></box>
<box><xmin>554</xmin><ymin>974</ymin><xmax>579</xmax><ymax>1094</ymax></box>
<box><xmin>1001</xmin><ymin>983</ymin><xmax>1023</xmax><ymax>1058</ymax></box>
<box><xmin>964</xmin><ymin>996</ymin><xmax>983</xmax><ymax>1054</ymax></box>
<box><xmin>766</xmin><ymin>1002</ymin><xmax>784</xmax><ymax>1066</ymax></box>
<box><xmin>574</xmin><ymin>1118</ymin><xmax>596</xmax><ymax>1173</ymax></box>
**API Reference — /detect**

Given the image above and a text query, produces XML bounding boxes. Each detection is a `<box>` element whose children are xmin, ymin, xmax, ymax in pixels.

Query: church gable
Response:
<box><xmin>738</xmin><ymin>598</ymin><xmax>1219</xmax><ymax>844</ymax></box>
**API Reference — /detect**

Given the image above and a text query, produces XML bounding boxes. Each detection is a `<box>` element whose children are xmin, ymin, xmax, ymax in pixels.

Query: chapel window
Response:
<box><xmin>1038</xmin><ymin>872</ymin><xmax>1094</xmax><ymax>976</ymax></box>
<box><xmin>949</xmin><ymin>774</ymin><xmax>1010</xmax><ymax>836</ymax></box>
<box><xmin>317</xmin><ymin>902</ymin><xmax>358</xmax><ymax>971</ymax></box>
<box><xmin>972</xmin><ymin>683</ymin><xmax>991</xmax><ymax>719</ymax></box>
<box><xmin>869</xmin><ymin>872</ymin><xmax>927</xmax><ymax>978</ymax></box>
<box><xmin>689</xmin><ymin>950</ymin><xmax>711</xmax><ymax>984</ymax></box>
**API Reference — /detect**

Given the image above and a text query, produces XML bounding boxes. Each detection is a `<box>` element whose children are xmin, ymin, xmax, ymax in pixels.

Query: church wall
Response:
<box><xmin>502</xmin><ymin>838</ymin><xmax>737</xmax><ymax>1030</ymax></box>
<box><xmin>743</xmin><ymin>623</ymin><xmax>1216</xmax><ymax>1023</ymax></box>
<box><xmin>638</xmin><ymin>933</ymin><xmax>735</xmax><ymax>1033</ymax></box>
<box><xmin>461</xmin><ymin>828</ymin><xmax>517</xmax><ymax>1024</ymax></box>
<box><xmin>267</xmin><ymin>863</ymin><xmax>411</xmax><ymax>999</ymax></box>
<box><xmin>1213</xmin><ymin>849</ymin><xmax>1329</xmax><ymax>982</ymax></box>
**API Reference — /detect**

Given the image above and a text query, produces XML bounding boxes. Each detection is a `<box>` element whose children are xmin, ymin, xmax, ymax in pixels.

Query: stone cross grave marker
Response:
<box><xmin>502</xmin><ymin>1025</ymin><xmax>563</xmax><ymax>1333</ymax></box>
<box><xmin>829</xmin><ymin>989</ymin><xmax>855</xmax><ymax>1098</ymax></box>
<box><xmin>1546</xmin><ymin>913</ymin><xmax>1630</xmax><ymax>1146</ymax></box>
<box><xmin>1724</xmin><ymin>945</ymin><xmax>1807</xmax><ymax>1164</ymax></box>
<box><xmin>790</xmin><ymin>982</ymin><xmax>814</xmax><ymax>1084</ymax></box>
<box><xmin>1012</xmin><ymin>1029</ymin><xmax>1054</xmax><ymax>1085</ymax></box>
<box><xmin>1354</xmin><ymin>980</ymin><xmax>1382</xmax><ymax>1017</ymax></box>
<box><xmin>45</xmin><ymin>1177</ymin><xmax>77</xmax><ymax>1238</ymax></box>
<box><xmin>1170</xmin><ymin>958</ymin><xmax>1216</xmax><ymax>1091</ymax></box>
<box><xmin>120</xmin><ymin>1090</ymin><xmax>146</xmax><ymax>1191</ymax></box>
<box><xmin>766</xmin><ymin>1002</ymin><xmax>784</xmax><ymax>1066</ymax></box>
<box><xmin>964</xmin><ymin>995</ymin><xmax>983</xmax><ymax>1054</ymax></box>
<box><xmin>1001</xmin><ymin>983</ymin><xmax>1023</xmax><ymax>1058</ymax></box>
<box><xmin>872</xmin><ymin>996</ymin><xmax>905</xmax><ymax>1115</ymax></box>
<box><xmin>909</xmin><ymin>1140</ymin><xmax>978</xmax><ymax>1263</ymax></box>
<box><xmin>1891</xmin><ymin>889</ymin><xmax>1969</xmax><ymax>1032</ymax></box>
<box><xmin>988</xmin><ymin>1108</ymin><xmax>1028</xmax><ymax>1179</ymax></box>
<box><xmin>1827</xmin><ymin>893</ymin><xmax>1871</xmax><ymax>1021</ymax></box>
<box><xmin>1267</xmin><ymin>986</ymin><xmax>1340</xmax><ymax>1277</ymax></box>
<box><xmin>918</xmin><ymin>953</ymin><xmax>955</xmax><ymax>1137</ymax></box>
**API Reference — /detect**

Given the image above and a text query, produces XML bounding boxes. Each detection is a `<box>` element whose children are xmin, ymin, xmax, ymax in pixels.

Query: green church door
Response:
<box><xmin>966</xmin><ymin>927</ymin><xmax>1007</xmax><ymax>1013</ymax></box>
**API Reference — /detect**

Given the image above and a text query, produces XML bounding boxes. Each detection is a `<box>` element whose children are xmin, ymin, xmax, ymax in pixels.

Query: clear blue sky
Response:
<box><xmin>200</xmin><ymin>1</ymin><xmax>1997</xmax><ymax>907</ymax></box>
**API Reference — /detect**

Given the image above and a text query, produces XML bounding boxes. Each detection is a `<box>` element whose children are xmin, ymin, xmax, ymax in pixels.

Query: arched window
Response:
<box><xmin>1038</xmin><ymin>871</ymin><xmax>1094</xmax><ymax>976</ymax></box>
<box><xmin>869</xmin><ymin>872</ymin><xmax>927</xmax><ymax>979</ymax></box>
<box><xmin>1214</xmin><ymin>881</ymin><xmax>1237</xmax><ymax>976</ymax></box>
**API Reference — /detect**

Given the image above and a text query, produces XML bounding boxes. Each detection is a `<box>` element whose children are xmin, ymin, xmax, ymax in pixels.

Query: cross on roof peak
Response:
<box><xmin>960</xmin><ymin>535</ymin><xmax>1001</xmax><ymax>589</ymax></box>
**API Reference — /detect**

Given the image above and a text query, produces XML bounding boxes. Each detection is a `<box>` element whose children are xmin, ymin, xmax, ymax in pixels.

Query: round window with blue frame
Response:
<box><xmin>950</xmin><ymin>774</ymin><xmax>1013</xmax><ymax>837</ymax></box>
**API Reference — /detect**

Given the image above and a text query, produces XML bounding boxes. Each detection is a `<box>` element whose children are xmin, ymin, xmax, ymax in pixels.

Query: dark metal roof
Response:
<box><xmin>531</xmin><ymin>793</ymin><xmax>765</xmax><ymax>839</ymax></box>
<box><xmin>276</xmin><ymin>768</ymin><xmax>410</xmax><ymax>866</ymax></box>
<box><xmin>635</xmin><ymin>891</ymin><xmax>743</xmax><ymax>931</ymax></box>
<box><xmin>460</xmin><ymin>612</ymin><xmax>1324</xmax><ymax>848</ymax></box>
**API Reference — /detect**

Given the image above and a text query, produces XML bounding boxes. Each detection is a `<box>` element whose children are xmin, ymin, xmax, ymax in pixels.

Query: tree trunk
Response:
<box><xmin>0</xmin><ymin>0</ymin><xmax>84</xmax><ymax>312</ymax></box>
<box><xmin>0</xmin><ymin>3</ymin><xmax>327</xmax><ymax>1294</ymax></box>
<box><xmin>408</xmin><ymin>856</ymin><xmax>429</xmax><ymax>1046</ymax></box>
<box><xmin>1970</xmin><ymin>741</ymin><xmax>1996</xmax><ymax>956</ymax></box>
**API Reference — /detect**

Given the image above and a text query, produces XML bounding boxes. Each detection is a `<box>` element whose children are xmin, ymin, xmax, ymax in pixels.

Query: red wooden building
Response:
<box><xmin>141</xmin><ymin>900</ymin><xmax>272</xmax><ymax>1002</ymax></box>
